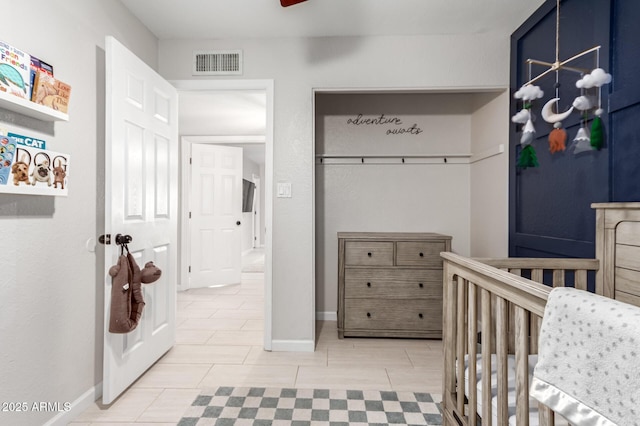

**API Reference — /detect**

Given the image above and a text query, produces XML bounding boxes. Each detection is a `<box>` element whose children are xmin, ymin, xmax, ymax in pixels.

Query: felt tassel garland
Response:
<box><xmin>590</xmin><ymin>116</ymin><xmax>603</xmax><ymax>150</ymax></box>
<box><xmin>517</xmin><ymin>144</ymin><xmax>539</xmax><ymax>169</ymax></box>
<box><xmin>548</xmin><ymin>127</ymin><xmax>567</xmax><ymax>153</ymax></box>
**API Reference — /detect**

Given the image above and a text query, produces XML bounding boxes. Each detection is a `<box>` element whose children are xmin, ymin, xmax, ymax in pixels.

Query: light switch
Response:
<box><xmin>277</xmin><ymin>182</ymin><xmax>292</xmax><ymax>198</ymax></box>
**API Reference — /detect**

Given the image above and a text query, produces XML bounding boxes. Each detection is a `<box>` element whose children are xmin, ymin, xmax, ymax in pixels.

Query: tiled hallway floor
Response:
<box><xmin>71</xmin><ymin>270</ymin><xmax>444</xmax><ymax>425</ymax></box>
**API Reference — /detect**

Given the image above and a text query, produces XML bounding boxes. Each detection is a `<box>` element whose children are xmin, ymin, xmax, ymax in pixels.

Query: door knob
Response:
<box><xmin>236</xmin><ymin>221</ymin><xmax>241</xmax><ymax>226</ymax></box>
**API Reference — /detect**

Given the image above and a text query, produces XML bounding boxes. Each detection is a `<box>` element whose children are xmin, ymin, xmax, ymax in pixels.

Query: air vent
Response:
<box><xmin>192</xmin><ymin>50</ymin><xmax>242</xmax><ymax>76</ymax></box>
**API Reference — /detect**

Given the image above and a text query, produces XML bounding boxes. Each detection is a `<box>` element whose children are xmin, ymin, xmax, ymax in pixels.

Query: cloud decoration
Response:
<box><xmin>511</xmin><ymin>108</ymin><xmax>531</xmax><ymax>123</ymax></box>
<box><xmin>572</xmin><ymin>95</ymin><xmax>594</xmax><ymax>111</ymax></box>
<box><xmin>514</xmin><ymin>84</ymin><xmax>544</xmax><ymax>101</ymax></box>
<box><xmin>576</xmin><ymin>68</ymin><xmax>612</xmax><ymax>89</ymax></box>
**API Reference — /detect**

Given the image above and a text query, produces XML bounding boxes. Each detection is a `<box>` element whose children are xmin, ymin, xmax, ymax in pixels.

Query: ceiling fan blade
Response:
<box><xmin>280</xmin><ymin>0</ymin><xmax>308</xmax><ymax>7</ymax></box>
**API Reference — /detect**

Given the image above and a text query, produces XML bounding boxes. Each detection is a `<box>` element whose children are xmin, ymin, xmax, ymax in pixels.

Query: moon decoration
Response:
<box><xmin>520</xmin><ymin>119</ymin><xmax>535</xmax><ymax>145</ymax></box>
<box><xmin>572</xmin><ymin>127</ymin><xmax>592</xmax><ymax>154</ymax></box>
<box><xmin>541</xmin><ymin>98</ymin><xmax>574</xmax><ymax>123</ymax></box>
<box><xmin>540</xmin><ymin>98</ymin><xmax>573</xmax><ymax>153</ymax></box>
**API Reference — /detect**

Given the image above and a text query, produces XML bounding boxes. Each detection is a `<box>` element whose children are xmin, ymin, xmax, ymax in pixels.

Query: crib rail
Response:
<box><xmin>441</xmin><ymin>253</ymin><xmax>600</xmax><ymax>426</ymax></box>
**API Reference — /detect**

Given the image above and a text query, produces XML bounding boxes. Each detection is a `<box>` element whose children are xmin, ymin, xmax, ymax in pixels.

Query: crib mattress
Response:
<box><xmin>462</xmin><ymin>354</ymin><xmax>568</xmax><ymax>426</ymax></box>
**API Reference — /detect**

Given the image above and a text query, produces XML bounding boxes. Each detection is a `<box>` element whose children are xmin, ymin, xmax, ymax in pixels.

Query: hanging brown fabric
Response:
<box><xmin>108</xmin><ymin>245</ymin><xmax>145</xmax><ymax>333</ymax></box>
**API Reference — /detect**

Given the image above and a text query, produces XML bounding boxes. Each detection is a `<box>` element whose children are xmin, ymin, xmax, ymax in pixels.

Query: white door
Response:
<box><xmin>190</xmin><ymin>143</ymin><xmax>243</xmax><ymax>288</ymax></box>
<box><xmin>103</xmin><ymin>36</ymin><xmax>178</xmax><ymax>404</ymax></box>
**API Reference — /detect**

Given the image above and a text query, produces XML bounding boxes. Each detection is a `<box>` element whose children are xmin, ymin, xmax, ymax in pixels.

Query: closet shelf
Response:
<box><xmin>0</xmin><ymin>90</ymin><xmax>69</xmax><ymax>122</ymax></box>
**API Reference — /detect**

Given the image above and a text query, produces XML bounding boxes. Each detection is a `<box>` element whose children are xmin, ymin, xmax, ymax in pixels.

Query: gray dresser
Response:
<box><xmin>337</xmin><ymin>232</ymin><xmax>452</xmax><ymax>339</ymax></box>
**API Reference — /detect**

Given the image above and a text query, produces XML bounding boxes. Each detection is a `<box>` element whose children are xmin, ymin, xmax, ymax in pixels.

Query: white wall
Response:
<box><xmin>0</xmin><ymin>1</ymin><xmax>157</xmax><ymax>425</ymax></box>
<box><xmin>159</xmin><ymin>32</ymin><xmax>514</xmax><ymax>347</ymax></box>
<box><xmin>470</xmin><ymin>91</ymin><xmax>510</xmax><ymax>257</ymax></box>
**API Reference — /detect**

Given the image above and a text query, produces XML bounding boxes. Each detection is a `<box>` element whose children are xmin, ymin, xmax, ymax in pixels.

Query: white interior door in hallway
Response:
<box><xmin>103</xmin><ymin>36</ymin><xmax>178</xmax><ymax>404</ymax></box>
<box><xmin>189</xmin><ymin>143</ymin><xmax>243</xmax><ymax>288</ymax></box>
<box><xmin>173</xmin><ymin>78</ymin><xmax>274</xmax><ymax>351</ymax></box>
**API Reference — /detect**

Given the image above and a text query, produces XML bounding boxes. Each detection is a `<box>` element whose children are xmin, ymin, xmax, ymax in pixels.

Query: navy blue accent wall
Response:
<box><xmin>509</xmin><ymin>0</ymin><xmax>640</xmax><ymax>259</ymax></box>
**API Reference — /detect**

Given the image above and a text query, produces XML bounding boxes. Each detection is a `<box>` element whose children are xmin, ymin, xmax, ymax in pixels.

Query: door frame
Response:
<box><xmin>172</xmin><ymin>79</ymin><xmax>274</xmax><ymax>351</ymax></box>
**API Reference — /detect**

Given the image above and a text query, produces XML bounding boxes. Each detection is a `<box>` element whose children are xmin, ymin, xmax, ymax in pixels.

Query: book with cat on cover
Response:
<box><xmin>0</xmin><ymin>40</ymin><xmax>31</xmax><ymax>99</ymax></box>
<box><xmin>31</xmin><ymin>70</ymin><xmax>71</xmax><ymax>114</ymax></box>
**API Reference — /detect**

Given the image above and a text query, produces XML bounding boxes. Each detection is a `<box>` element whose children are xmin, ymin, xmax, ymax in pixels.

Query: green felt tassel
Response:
<box><xmin>517</xmin><ymin>144</ymin><xmax>539</xmax><ymax>169</ymax></box>
<box><xmin>590</xmin><ymin>116</ymin><xmax>603</xmax><ymax>150</ymax></box>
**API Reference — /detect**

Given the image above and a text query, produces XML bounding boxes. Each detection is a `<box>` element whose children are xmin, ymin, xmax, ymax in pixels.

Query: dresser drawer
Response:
<box><xmin>396</xmin><ymin>241</ymin><xmax>445</xmax><ymax>267</ymax></box>
<box><xmin>344</xmin><ymin>268</ymin><xmax>442</xmax><ymax>298</ymax></box>
<box><xmin>344</xmin><ymin>298</ymin><xmax>442</xmax><ymax>331</ymax></box>
<box><xmin>344</xmin><ymin>241</ymin><xmax>394</xmax><ymax>266</ymax></box>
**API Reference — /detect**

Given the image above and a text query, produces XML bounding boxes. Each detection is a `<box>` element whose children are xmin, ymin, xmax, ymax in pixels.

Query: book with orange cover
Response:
<box><xmin>31</xmin><ymin>70</ymin><xmax>71</xmax><ymax>113</ymax></box>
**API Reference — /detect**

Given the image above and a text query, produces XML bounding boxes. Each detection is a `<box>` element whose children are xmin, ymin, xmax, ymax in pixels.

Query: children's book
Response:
<box><xmin>29</xmin><ymin>56</ymin><xmax>54</xmax><ymax>100</ymax></box>
<box><xmin>31</xmin><ymin>70</ymin><xmax>71</xmax><ymax>114</ymax></box>
<box><xmin>0</xmin><ymin>41</ymin><xmax>31</xmax><ymax>99</ymax></box>
<box><xmin>0</xmin><ymin>136</ymin><xmax>70</xmax><ymax>196</ymax></box>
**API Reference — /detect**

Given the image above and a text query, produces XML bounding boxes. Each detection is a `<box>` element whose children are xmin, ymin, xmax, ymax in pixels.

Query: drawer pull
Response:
<box><xmin>419</xmin><ymin>252</ymin><xmax>424</xmax><ymax>257</ymax></box>
<box><xmin>419</xmin><ymin>283</ymin><xmax>424</xmax><ymax>288</ymax></box>
<box><xmin>367</xmin><ymin>252</ymin><xmax>372</xmax><ymax>257</ymax></box>
<box><xmin>367</xmin><ymin>282</ymin><xmax>371</xmax><ymax>287</ymax></box>
<box><xmin>367</xmin><ymin>312</ymin><xmax>371</xmax><ymax>318</ymax></box>
<box><xmin>418</xmin><ymin>313</ymin><xmax>424</xmax><ymax>319</ymax></box>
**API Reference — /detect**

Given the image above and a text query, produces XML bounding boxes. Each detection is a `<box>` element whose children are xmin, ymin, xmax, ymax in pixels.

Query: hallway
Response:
<box><xmin>72</xmin><ymin>267</ymin><xmax>443</xmax><ymax>424</ymax></box>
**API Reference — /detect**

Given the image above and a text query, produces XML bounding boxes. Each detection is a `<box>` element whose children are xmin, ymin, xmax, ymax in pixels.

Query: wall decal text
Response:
<box><xmin>346</xmin><ymin>114</ymin><xmax>423</xmax><ymax>135</ymax></box>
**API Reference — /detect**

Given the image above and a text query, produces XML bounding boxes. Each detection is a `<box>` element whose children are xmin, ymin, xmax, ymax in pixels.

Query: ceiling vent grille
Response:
<box><xmin>192</xmin><ymin>50</ymin><xmax>243</xmax><ymax>76</ymax></box>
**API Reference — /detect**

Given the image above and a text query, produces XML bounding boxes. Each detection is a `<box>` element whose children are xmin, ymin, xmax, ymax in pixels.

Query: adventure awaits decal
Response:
<box><xmin>346</xmin><ymin>114</ymin><xmax>423</xmax><ymax>135</ymax></box>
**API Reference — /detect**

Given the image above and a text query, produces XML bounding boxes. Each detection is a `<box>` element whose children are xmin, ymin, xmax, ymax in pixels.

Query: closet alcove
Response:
<box><xmin>314</xmin><ymin>90</ymin><xmax>509</xmax><ymax>322</ymax></box>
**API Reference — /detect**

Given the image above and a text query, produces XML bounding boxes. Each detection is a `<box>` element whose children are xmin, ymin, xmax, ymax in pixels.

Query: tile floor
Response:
<box><xmin>71</xmin><ymin>254</ymin><xmax>444</xmax><ymax>425</ymax></box>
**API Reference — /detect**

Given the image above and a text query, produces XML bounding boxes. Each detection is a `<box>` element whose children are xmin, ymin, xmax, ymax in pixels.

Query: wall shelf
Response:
<box><xmin>0</xmin><ymin>90</ymin><xmax>68</xmax><ymax>122</ymax></box>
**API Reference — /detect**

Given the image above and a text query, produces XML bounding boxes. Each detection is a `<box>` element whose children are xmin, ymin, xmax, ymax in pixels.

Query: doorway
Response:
<box><xmin>173</xmin><ymin>79</ymin><xmax>274</xmax><ymax>351</ymax></box>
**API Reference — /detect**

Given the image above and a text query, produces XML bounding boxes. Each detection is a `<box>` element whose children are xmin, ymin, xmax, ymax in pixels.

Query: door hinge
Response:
<box><xmin>188</xmin><ymin>266</ymin><xmax>191</xmax><ymax>273</ymax></box>
<box><xmin>190</xmin><ymin>157</ymin><xmax>192</xmax><ymax>165</ymax></box>
<box><xmin>99</xmin><ymin>234</ymin><xmax>111</xmax><ymax>245</ymax></box>
<box><xmin>189</xmin><ymin>211</ymin><xmax>192</xmax><ymax>219</ymax></box>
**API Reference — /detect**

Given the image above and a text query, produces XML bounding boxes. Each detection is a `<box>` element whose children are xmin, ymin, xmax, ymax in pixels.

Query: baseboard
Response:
<box><xmin>44</xmin><ymin>382</ymin><xmax>102</xmax><ymax>426</ymax></box>
<box><xmin>270</xmin><ymin>339</ymin><xmax>315</xmax><ymax>352</ymax></box>
<box><xmin>316</xmin><ymin>311</ymin><xmax>337</xmax><ymax>321</ymax></box>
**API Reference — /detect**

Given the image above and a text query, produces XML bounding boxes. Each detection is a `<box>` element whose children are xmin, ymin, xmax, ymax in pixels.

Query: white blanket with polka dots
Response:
<box><xmin>531</xmin><ymin>287</ymin><xmax>640</xmax><ymax>426</ymax></box>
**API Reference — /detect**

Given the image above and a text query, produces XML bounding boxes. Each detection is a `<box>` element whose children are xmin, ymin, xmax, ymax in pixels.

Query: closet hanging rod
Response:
<box><xmin>315</xmin><ymin>154</ymin><xmax>471</xmax><ymax>165</ymax></box>
<box><xmin>315</xmin><ymin>154</ymin><xmax>471</xmax><ymax>159</ymax></box>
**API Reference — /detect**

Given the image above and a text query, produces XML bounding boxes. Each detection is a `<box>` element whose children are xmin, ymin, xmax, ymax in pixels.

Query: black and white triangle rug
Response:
<box><xmin>178</xmin><ymin>386</ymin><xmax>442</xmax><ymax>425</ymax></box>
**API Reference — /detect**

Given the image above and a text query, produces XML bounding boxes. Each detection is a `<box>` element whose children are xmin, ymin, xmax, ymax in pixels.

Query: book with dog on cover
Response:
<box><xmin>29</xmin><ymin>56</ymin><xmax>54</xmax><ymax>100</ymax></box>
<box><xmin>0</xmin><ymin>40</ymin><xmax>31</xmax><ymax>99</ymax></box>
<box><xmin>31</xmin><ymin>70</ymin><xmax>71</xmax><ymax>113</ymax></box>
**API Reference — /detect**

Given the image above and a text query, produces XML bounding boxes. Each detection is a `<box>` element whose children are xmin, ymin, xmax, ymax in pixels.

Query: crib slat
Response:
<box><xmin>575</xmin><ymin>269</ymin><xmax>588</xmax><ymax>291</ymax></box>
<box><xmin>530</xmin><ymin>314</ymin><xmax>540</xmax><ymax>354</ymax></box>
<box><xmin>443</xmin><ymin>268</ymin><xmax>456</xmax><ymax>404</ymax></box>
<box><xmin>515</xmin><ymin>306</ymin><xmax>530</xmax><ymax>426</ymax></box>
<box><xmin>481</xmin><ymin>289</ymin><xmax>492</xmax><ymax>425</ymax></box>
<box><xmin>495</xmin><ymin>296</ymin><xmax>509</xmax><ymax>426</ymax></box>
<box><xmin>552</xmin><ymin>269</ymin><xmax>565</xmax><ymax>288</ymax></box>
<box><xmin>456</xmin><ymin>278</ymin><xmax>467</xmax><ymax>413</ymax></box>
<box><xmin>538</xmin><ymin>402</ymin><xmax>555</xmax><ymax>426</ymax></box>
<box><xmin>531</xmin><ymin>268</ymin><xmax>544</xmax><ymax>283</ymax></box>
<box><xmin>467</xmin><ymin>283</ymin><xmax>478</xmax><ymax>426</ymax></box>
